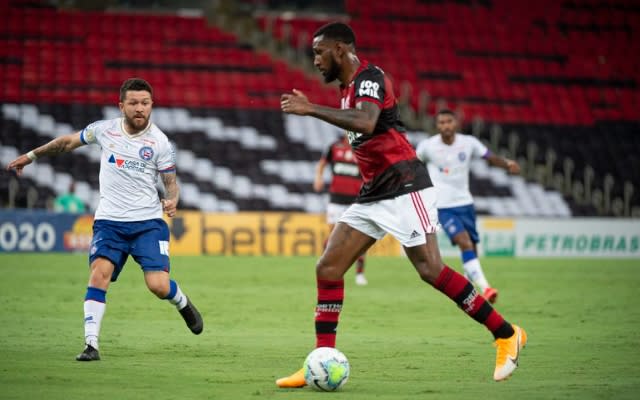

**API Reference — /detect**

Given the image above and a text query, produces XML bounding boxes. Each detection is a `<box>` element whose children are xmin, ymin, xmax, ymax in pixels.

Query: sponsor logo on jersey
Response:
<box><xmin>345</xmin><ymin>150</ymin><xmax>353</xmax><ymax>160</ymax></box>
<box><xmin>346</xmin><ymin>130</ymin><xmax>363</xmax><ymax>145</ymax></box>
<box><xmin>358</xmin><ymin>80</ymin><xmax>380</xmax><ymax>100</ymax></box>
<box><xmin>139</xmin><ymin>146</ymin><xmax>154</xmax><ymax>161</ymax></box>
<box><xmin>333</xmin><ymin>162</ymin><xmax>360</xmax><ymax>177</ymax></box>
<box><xmin>108</xmin><ymin>154</ymin><xmax>147</xmax><ymax>173</ymax></box>
<box><xmin>106</xmin><ymin>130</ymin><xmax>121</xmax><ymax>137</ymax></box>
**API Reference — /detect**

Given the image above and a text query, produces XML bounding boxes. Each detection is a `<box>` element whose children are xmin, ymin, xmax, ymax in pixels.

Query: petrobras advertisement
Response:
<box><xmin>0</xmin><ymin>210</ymin><xmax>638</xmax><ymax>257</ymax></box>
<box><xmin>514</xmin><ymin>218</ymin><xmax>639</xmax><ymax>258</ymax></box>
<box><xmin>476</xmin><ymin>218</ymin><xmax>639</xmax><ymax>258</ymax></box>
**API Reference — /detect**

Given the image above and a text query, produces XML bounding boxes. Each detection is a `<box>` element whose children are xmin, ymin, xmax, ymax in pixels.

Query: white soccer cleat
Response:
<box><xmin>355</xmin><ymin>273</ymin><xmax>368</xmax><ymax>286</ymax></box>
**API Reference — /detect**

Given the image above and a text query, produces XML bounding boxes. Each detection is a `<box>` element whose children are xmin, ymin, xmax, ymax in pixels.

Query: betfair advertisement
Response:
<box><xmin>167</xmin><ymin>211</ymin><xmax>401</xmax><ymax>256</ymax></box>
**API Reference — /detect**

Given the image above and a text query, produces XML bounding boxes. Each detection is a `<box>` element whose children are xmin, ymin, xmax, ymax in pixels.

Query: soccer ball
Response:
<box><xmin>303</xmin><ymin>347</ymin><xmax>350</xmax><ymax>391</ymax></box>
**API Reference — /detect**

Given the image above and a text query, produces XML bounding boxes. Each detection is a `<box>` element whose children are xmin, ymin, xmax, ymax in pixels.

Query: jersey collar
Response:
<box><xmin>120</xmin><ymin>118</ymin><xmax>152</xmax><ymax>139</ymax></box>
<box><xmin>340</xmin><ymin>59</ymin><xmax>369</xmax><ymax>89</ymax></box>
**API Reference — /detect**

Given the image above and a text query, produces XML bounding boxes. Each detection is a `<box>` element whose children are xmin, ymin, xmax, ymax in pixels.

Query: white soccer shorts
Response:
<box><xmin>326</xmin><ymin>202</ymin><xmax>350</xmax><ymax>225</ymax></box>
<box><xmin>338</xmin><ymin>187</ymin><xmax>439</xmax><ymax>247</ymax></box>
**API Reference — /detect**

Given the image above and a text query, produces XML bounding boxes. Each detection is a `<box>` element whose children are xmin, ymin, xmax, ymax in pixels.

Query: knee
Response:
<box><xmin>415</xmin><ymin>260</ymin><xmax>443</xmax><ymax>285</ymax></box>
<box><xmin>315</xmin><ymin>258</ymin><xmax>342</xmax><ymax>281</ymax></box>
<box><xmin>89</xmin><ymin>263</ymin><xmax>113</xmax><ymax>288</ymax></box>
<box><xmin>147</xmin><ymin>280</ymin><xmax>169</xmax><ymax>298</ymax></box>
<box><xmin>455</xmin><ymin>235</ymin><xmax>475</xmax><ymax>251</ymax></box>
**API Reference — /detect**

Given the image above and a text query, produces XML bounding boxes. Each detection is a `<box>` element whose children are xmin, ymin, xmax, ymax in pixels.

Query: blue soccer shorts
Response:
<box><xmin>89</xmin><ymin>219</ymin><xmax>170</xmax><ymax>281</ymax></box>
<box><xmin>437</xmin><ymin>204</ymin><xmax>480</xmax><ymax>245</ymax></box>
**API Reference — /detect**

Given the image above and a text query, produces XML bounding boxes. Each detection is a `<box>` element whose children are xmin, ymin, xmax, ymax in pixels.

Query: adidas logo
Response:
<box><xmin>410</xmin><ymin>230</ymin><xmax>421</xmax><ymax>239</ymax></box>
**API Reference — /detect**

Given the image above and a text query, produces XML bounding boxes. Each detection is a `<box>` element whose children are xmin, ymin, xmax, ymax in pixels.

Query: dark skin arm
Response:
<box><xmin>281</xmin><ymin>89</ymin><xmax>381</xmax><ymax>134</ymax></box>
<box><xmin>486</xmin><ymin>153</ymin><xmax>520</xmax><ymax>174</ymax></box>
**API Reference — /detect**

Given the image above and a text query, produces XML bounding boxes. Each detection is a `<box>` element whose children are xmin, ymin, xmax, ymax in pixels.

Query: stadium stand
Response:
<box><xmin>0</xmin><ymin>0</ymin><xmax>637</xmax><ymax>216</ymax></box>
<box><xmin>257</xmin><ymin>0</ymin><xmax>639</xmax><ymax>124</ymax></box>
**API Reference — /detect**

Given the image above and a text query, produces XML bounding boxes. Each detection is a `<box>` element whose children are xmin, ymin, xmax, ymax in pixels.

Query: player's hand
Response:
<box><xmin>506</xmin><ymin>159</ymin><xmax>520</xmax><ymax>174</ymax></box>
<box><xmin>6</xmin><ymin>154</ymin><xmax>33</xmax><ymax>176</ymax></box>
<box><xmin>161</xmin><ymin>198</ymin><xmax>178</xmax><ymax>217</ymax></box>
<box><xmin>281</xmin><ymin>89</ymin><xmax>312</xmax><ymax>115</ymax></box>
<box><xmin>313</xmin><ymin>177</ymin><xmax>324</xmax><ymax>192</ymax></box>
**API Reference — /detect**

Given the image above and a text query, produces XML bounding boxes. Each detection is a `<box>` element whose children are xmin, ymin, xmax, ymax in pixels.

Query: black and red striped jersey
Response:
<box><xmin>340</xmin><ymin>60</ymin><xmax>432</xmax><ymax>202</ymax></box>
<box><xmin>322</xmin><ymin>137</ymin><xmax>361</xmax><ymax>205</ymax></box>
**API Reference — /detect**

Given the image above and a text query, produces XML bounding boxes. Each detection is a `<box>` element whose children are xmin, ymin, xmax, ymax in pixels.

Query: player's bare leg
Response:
<box><xmin>145</xmin><ymin>271</ymin><xmax>203</xmax><ymax>335</ymax></box>
<box><xmin>404</xmin><ymin>233</ymin><xmax>526</xmax><ymax>381</ymax></box>
<box><xmin>327</xmin><ymin>223</ymin><xmax>367</xmax><ymax>286</ymax></box>
<box><xmin>77</xmin><ymin>257</ymin><xmax>114</xmax><ymax>361</ymax></box>
<box><xmin>276</xmin><ymin>223</ymin><xmax>376</xmax><ymax>388</ymax></box>
<box><xmin>453</xmin><ymin>231</ymin><xmax>497</xmax><ymax>303</ymax></box>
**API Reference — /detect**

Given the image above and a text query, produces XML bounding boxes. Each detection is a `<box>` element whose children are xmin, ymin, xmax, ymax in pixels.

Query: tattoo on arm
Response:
<box><xmin>161</xmin><ymin>172</ymin><xmax>180</xmax><ymax>202</ymax></box>
<box><xmin>33</xmin><ymin>133</ymin><xmax>83</xmax><ymax>158</ymax></box>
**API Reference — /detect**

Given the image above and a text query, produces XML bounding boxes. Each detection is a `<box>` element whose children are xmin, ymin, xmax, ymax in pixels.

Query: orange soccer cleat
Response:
<box><xmin>483</xmin><ymin>287</ymin><xmax>499</xmax><ymax>304</ymax></box>
<box><xmin>275</xmin><ymin>368</ymin><xmax>307</xmax><ymax>388</ymax></box>
<box><xmin>494</xmin><ymin>324</ymin><xmax>527</xmax><ymax>381</ymax></box>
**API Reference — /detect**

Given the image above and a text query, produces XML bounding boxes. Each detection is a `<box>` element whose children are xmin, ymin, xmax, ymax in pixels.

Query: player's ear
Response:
<box><xmin>335</xmin><ymin>42</ymin><xmax>345</xmax><ymax>57</ymax></box>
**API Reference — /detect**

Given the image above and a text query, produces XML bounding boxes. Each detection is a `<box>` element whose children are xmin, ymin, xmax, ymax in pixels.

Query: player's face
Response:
<box><xmin>119</xmin><ymin>90</ymin><xmax>153</xmax><ymax>133</ymax></box>
<box><xmin>312</xmin><ymin>36</ymin><xmax>340</xmax><ymax>83</ymax></box>
<box><xmin>436</xmin><ymin>114</ymin><xmax>456</xmax><ymax>139</ymax></box>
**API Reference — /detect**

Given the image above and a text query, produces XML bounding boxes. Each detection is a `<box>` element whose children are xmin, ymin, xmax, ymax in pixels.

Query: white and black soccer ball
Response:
<box><xmin>303</xmin><ymin>347</ymin><xmax>350</xmax><ymax>391</ymax></box>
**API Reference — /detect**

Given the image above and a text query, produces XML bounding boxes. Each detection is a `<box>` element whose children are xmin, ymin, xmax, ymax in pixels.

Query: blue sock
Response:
<box><xmin>85</xmin><ymin>286</ymin><xmax>107</xmax><ymax>303</ymax></box>
<box><xmin>163</xmin><ymin>280</ymin><xmax>178</xmax><ymax>300</ymax></box>
<box><xmin>461</xmin><ymin>249</ymin><xmax>477</xmax><ymax>263</ymax></box>
<box><xmin>163</xmin><ymin>280</ymin><xmax>187</xmax><ymax>309</ymax></box>
<box><xmin>84</xmin><ymin>287</ymin><xmax>107</xmax><ymax>349</ymax></box>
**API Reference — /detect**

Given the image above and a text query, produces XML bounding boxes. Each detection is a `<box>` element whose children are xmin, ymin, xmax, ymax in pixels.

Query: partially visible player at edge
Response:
<box><xmin>314</xmin><ymin>135</ymin><xmax>368</xmax><ymax>286</ymax></box>
<box><xmin>416</xmin><ymin>109</ymin><xmax>521</xmax><ymax>303</ymax></box>
<box><xmin>277</xmin><ymin>22</ymin><xmax>527</xmax><ymax>385</ymax></box>
<box><xmin>6</xmin><ymin>78</ymin><xmax>203</xmax><ymax>361</ymax></box>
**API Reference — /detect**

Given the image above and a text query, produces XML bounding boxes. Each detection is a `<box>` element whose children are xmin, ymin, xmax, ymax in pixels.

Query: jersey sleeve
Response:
<box><xmin>470</xmin><ymin>136</ymin><xmax>490</xmax><ymax>159</ymax></box>
<box><xmin>157</xmin><ymin>139</ymin><xmax>177</xmax><ymax>173</ymax></box>
<box><xmin>354</xmin><ymin>67</ymin><xmax>385</xmax><ymax>109</ymax></box>
<box><xmin>79</xmin><ymin>120</ymin><xmax>107</xmax><ymax>145</ymax></box>
<box><xmin>415</xmin><ymin>139</ymin><xmax>429</xmax><ymax>162</ymax></box>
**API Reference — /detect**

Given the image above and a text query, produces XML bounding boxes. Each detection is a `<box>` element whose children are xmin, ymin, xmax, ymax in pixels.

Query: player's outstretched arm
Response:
<box><xmin>486</xmin><ymin>153</ymin><xmax>521</xmax><ymax>175</ymax></box>
<box><xmin>6</xmin><ymin>132</ymin><xmax>84</xmax><ymax>176</ymax></box>
<box><xmin>281</xmin><ymin>89</ymin><xmax>381</xmax><ymax>134</ymax></box>
<box><xmin>160</xmin><ymin>171</ymin><xmax>179</xmax><ymax>218</ymax></box>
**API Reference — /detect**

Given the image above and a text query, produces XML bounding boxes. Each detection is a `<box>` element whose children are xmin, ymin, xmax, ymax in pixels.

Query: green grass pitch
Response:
<box><xmin>0</xmin><ymin>254</ymin><xmax>639</xmax><ymax>399</ymax></box>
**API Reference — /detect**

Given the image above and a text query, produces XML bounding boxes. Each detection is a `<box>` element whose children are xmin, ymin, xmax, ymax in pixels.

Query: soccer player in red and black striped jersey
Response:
<box><xmin>314</xmin><ymin>135</ymin><xmax>368</xmax><ymax>285</ymax></box>
<box><xmin>278</xmin><ymin>22</ymin><xmax>527</xmax><ymax>385</ymax></box>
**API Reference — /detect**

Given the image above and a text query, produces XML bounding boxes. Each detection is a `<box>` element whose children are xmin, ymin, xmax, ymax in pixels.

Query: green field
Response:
<box><xmin>0</xmin><ymin>254</ymin><xmax>639</xmax><ymax>399</ymax></box>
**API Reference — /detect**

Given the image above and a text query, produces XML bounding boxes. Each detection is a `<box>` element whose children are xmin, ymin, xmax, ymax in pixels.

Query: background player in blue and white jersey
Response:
<box><xmin>416</xmin><ymin>109</ymin><xmax>520</xmax><ymax>303</ymax></box>
<box><xmin>6</xmin><ymin>78</ymin><xmax>203</xmax><ymax>361</ymax></box>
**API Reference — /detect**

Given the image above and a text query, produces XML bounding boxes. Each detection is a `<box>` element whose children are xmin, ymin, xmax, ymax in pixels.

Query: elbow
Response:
<box><xmin>358</xmin><ymin>120</ymin><xmax>376</xmax><ymax>135</ymax></box>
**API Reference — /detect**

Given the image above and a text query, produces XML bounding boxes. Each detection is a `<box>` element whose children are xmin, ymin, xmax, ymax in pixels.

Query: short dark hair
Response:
<box><xmin>436</xmin><ymin>109</ymin><xmax>456</xmax><ymax>118</ymax></box>
<box><xmin>120</xmin><ymin>78</ymin><xmax>153</xmax><ymax>101</ymax></box>
<box><xmin>313</xmin><ymin>22</ymin><xmax>356</xmax><ymax>46</ymax></box>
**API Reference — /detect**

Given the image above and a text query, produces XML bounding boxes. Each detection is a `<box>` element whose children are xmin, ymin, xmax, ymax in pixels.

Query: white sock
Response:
<box><xmin>167</xmin><ymin>282</ymin><xmax>188</xmax><ymax>310</ymax></box>
<box><xmin>463</xmin><ymin>257</ymin><xmax>490</xmax><ymax>292</ymax></box>
<box><xmin>84</xmin><ymin>300</ymin><xmax>106</xmax><ymax>349</ymax></box>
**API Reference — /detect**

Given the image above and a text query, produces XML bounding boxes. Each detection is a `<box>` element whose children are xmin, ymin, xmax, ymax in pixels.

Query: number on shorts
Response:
<box><xmin>159</xmin><ymin>240</ymin><xmax>170</xmax><ymax>256</ymax></box>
